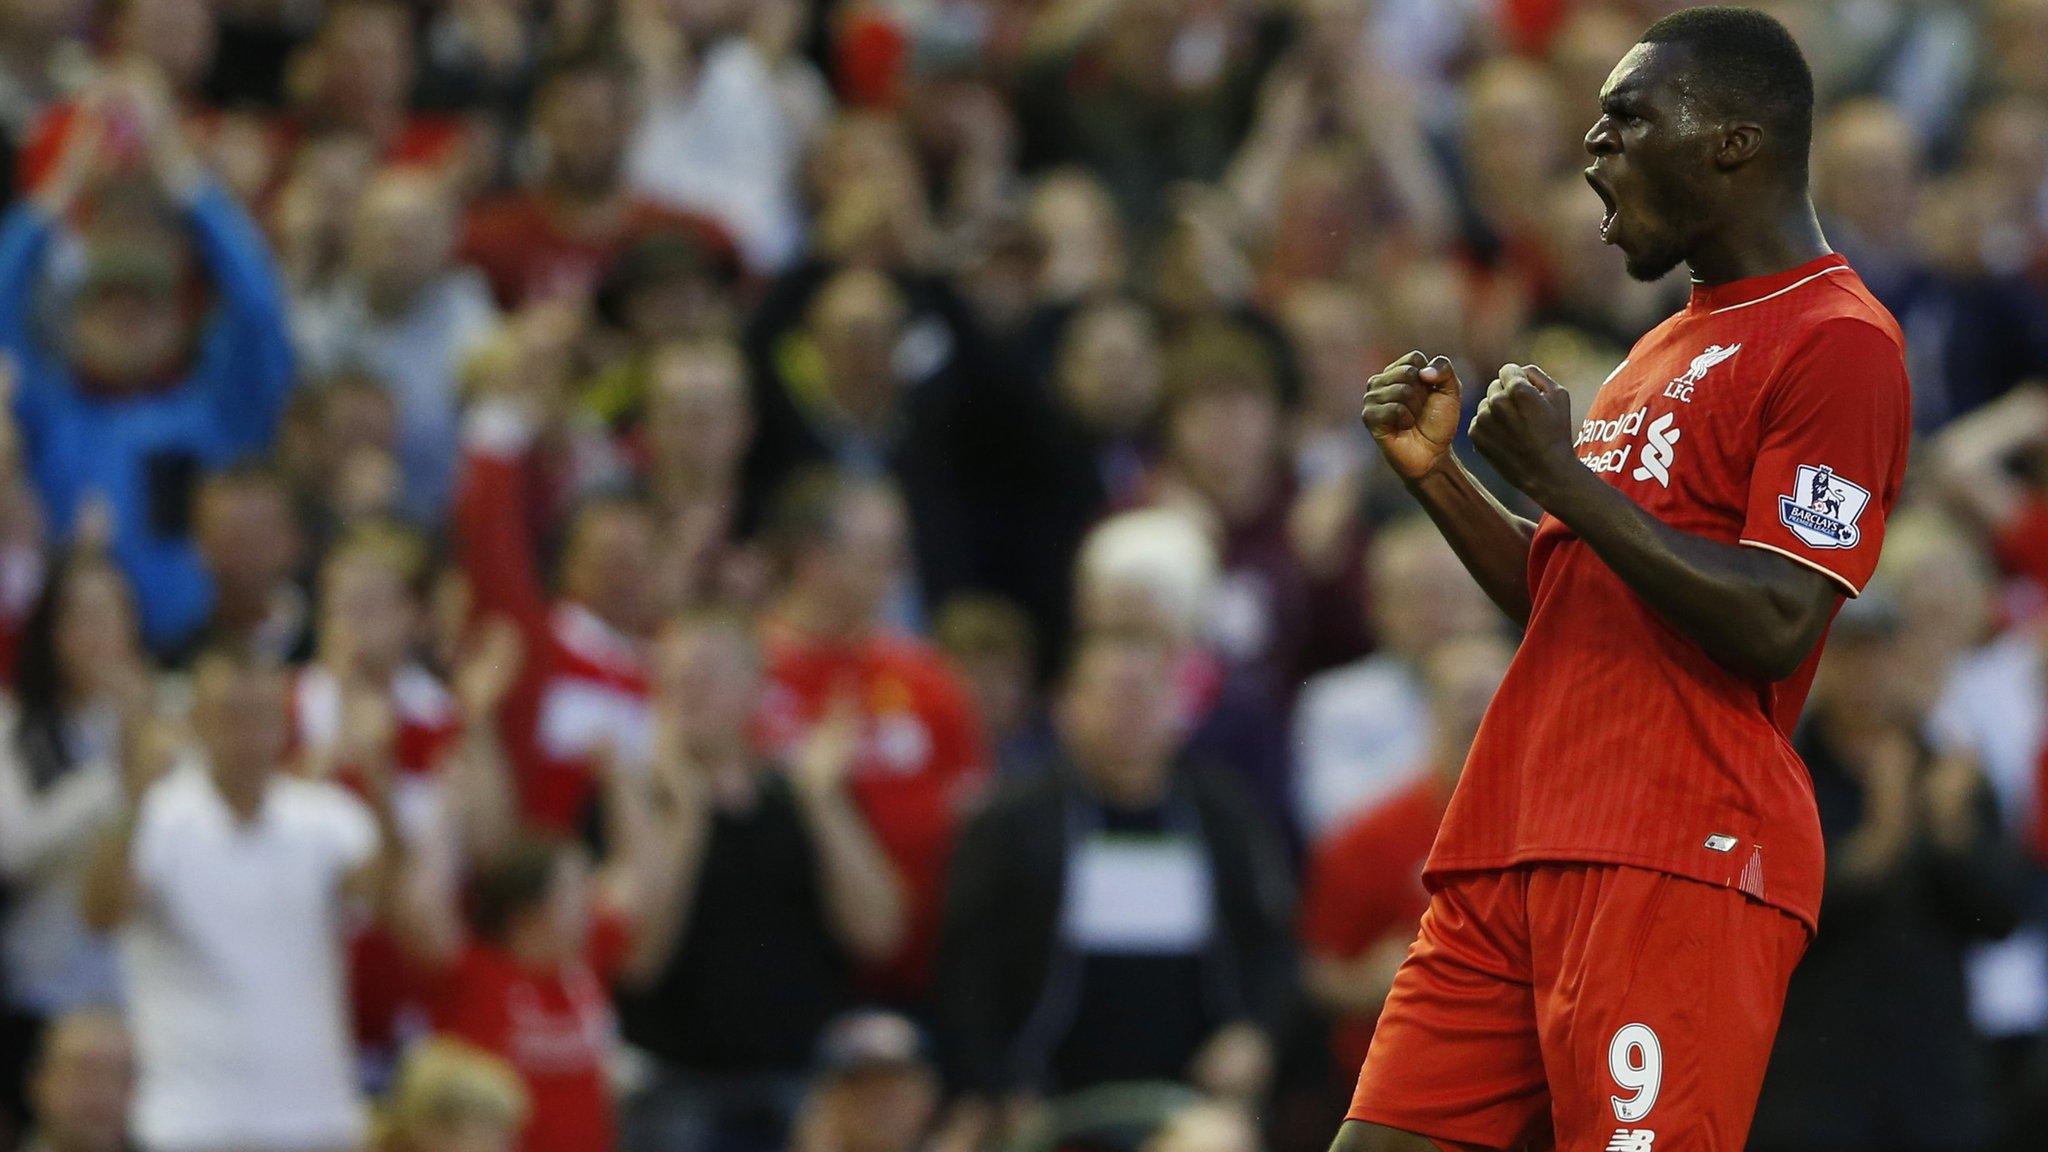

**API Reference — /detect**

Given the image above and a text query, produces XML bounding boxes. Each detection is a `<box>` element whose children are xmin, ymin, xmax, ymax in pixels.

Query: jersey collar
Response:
<box><xmin>1686</xmin><ymin>252</ymin><xmax>1849</xmax><ymax>314</ymax></box>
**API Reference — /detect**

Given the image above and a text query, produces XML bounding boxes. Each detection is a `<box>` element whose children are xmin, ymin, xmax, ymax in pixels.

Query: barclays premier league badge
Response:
<box><xmin>1778</xmin><ymin>464</ymin><xmax>1869</xmax><ymax>549</ymax></box>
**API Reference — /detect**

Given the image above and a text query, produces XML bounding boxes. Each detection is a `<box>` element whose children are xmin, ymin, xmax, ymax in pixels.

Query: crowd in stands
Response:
<box><xmin>0</xmin><ymin>1</ymin><xmax>2043</xmax><ymax>1151</ymax></box>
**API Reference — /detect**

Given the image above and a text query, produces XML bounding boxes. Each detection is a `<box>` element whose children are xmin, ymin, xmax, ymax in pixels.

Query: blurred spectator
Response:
<box><xmin>934</xmin><ymin>594</ymin><xmax>1051</xmax><ymax>776</ymax></box>
<box><xmin>617</xmin><ymin>608</ymin><xmax>905</xmax><ymax>1152</ymax></box>
<box><xmin>274</xmin><ymin>371</ymin><xmax>408</xmax><ymax>550</ymax></box>
<box><xmin>79</xmin><ymin>647</ymin><xmax>414</xmax><ymax>1152</ymax></box>
<box><xmin>760</xmin><ymin>471</ymin><xmax>987</xmax><ymax>1001</ymax></box>
<box><xmin>295</xmin><ymin>528</ymin><xmax>520</xmax><ymax>1075</ymax></box>
<box><xmin>454</xmin><ymin>342</ymin><xmax>658</xmax><ymax>834</ymax></box>
<box><xmin>790</xmin><ymin>1004</ymin><xmax>942</xmax><ymax>1147</ymax></box>
<box><xmin>294</xmin><ymin>168</ymin><xmax>500</xmax><ymax>521</ymax></box>
<box><xmin>1292</xmin><ymin>516</ymin><xmax>1498</xmax><ymax>842</ymax></box>
<box><xmin>1298</xmin><ymin>633</ymin><xmax>1512</xmax><ymax>1075</ymax></box>
<box><xmin>1150</xmin><ymin>317</ymin><xmax>1364</xmax><ymax>696</ymax></box>
<box><xmin>1016</xmin><ymin>0</ymin><xmax>1282</xmax><ymax>237</ymax></box>
<box><xmin>282</xmin><ymin>0</ymin><xmax>466</xmax><ymax>178</ymax></box>
<box><xmin>416</xmin><ymin>752</ymin><xmax>692</xmax><ymax>1152</ymax></box>
<box><xmin>1027</xmin><ymin>169</ymin><xmax>1130</xmax><ymax>305</ymax></box>
<box><xmin>581</xmin><ymin>240</ymin><xmax>742</xmax><ymax>431</ymax></box>
<box><xmin>745</xmin><ymin>266</ymin><xmax>975</xmax><ymax>604</ymax></box>
<box><xmin>1072</xmin><ymin>505</ymin><xmax>1293</xmax><ymax>843</ymax></box>
<box><xmin>13</xmin><ymin>0</ymin><xmax>228</xmax><ymax>198</ymax></box>
<box><xmin>186</xmin><ymin>465</ymin><xmax>309</xmax><ymax>663</ymax></box>
<box><xmin>0</xmin><ymin>73</ymin><xmax>294</xmax><ymax>655</ymax></box>
<box><xmin>1930</xmin><ymin>383</ymin><xmax>2048</xmax><ymax>596</ymax></box>
<box><xmin>937</xmin><ymin>629</ymin><xmax>1294</xmax><ymax>1123</ymax></box>
<box><xmin>626</xmin><ymin>0</ymin><xmax>829</xmax><ymax>274</ymax></box>
<box><xmin>620</xmin><ymin>337</ymin><xmax>766</xmax><ymax>613</ymax></box>
<box><xmin>377</xmin><ymin>1038</ymin><xmax>529</xmax><ymax>1152</ymax></box>
<box><xmin>975</xmin><ymin>295</ymin><xmax>1164</xmax><ymax>654</ymax></box>
<box><xmin>0</xmin><ymin>555</ymin><xmax>146</xmax><ymax>1119</ymax></box>
<box><xmin>1454</xmin><ymin>58</ymin><xmax>1573</xmax><ymax>279</ymax></box>
<box><xmin>1277</xmin><ymin>281</ymin><xmax>1385</xmax><ymax>498</ymax></box>
<box><xmin>16</xmin><ymin>1009</ymin><xmax>131</xmax><ymax>1152</ymax></box>
<box><xmin>0</xmin><ymin>1</ymin><xmax>73</xmax><ymax>191</ymax></box>
<box><xmin>273</xmin><ymin>132</ymin><xmax>379</xmax><ymax>298</ymax></box>
<box><xmin>788</xmin><ymin>1010</ymin><xmax>941</xmax><ymax>1152</ymax></box>
<box><xmin>1752</xmin><ymin>595</ymin><xmax>2026</xmax><ymax>1152</ymax></box>
<box><xmin>1812</xmin><ymin>98</ymin><xmax>1966</xmax><ymax>427</ymax></box>
<box><xmin>459</xmin><ymin>48</ymin><xmax>730</xmax><ymax>310</ymax></box>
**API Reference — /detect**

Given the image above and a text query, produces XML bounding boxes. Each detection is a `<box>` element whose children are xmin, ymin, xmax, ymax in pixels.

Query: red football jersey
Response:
<box><xmin>427</xmin><ymin>912</ymin><xmax>632</xmax><ymax>1152</ymax></box>
<box><xmin>760</xmin><ymin>631</ymin><xmax>988</xmax><ymax>998</ymax></box>
<box><xmin>1429</xmin><ymin>254</ymin><xmax>1910</xmax><ymax>932</ymax></box>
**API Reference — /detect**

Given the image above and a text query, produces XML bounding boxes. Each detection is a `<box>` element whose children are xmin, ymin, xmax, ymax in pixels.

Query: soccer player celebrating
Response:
<box><xmin>1338</xmin><ymin>9</ymin><xmax>1909</xmax><ymax>1152</ymax></box>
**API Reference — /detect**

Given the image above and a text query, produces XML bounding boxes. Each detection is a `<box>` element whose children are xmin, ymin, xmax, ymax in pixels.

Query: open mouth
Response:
<box><xmin>1585</xmin><ymin>167</ymin><xmax>1619</xmax><ymax>243</ymax></box>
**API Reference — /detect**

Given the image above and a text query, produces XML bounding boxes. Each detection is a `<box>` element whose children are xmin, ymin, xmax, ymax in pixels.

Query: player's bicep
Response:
<box><xmin>1737</xmin><ymin>320</ymin><xmax>1910</xmax><ymax>597</ymax></box>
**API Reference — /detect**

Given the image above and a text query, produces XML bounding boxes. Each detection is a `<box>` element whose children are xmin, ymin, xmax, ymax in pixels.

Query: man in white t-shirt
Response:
<box><xmin>80</xmin><ymin>648</ymin><xmax>408</xmax><ymax>1152</ymax></box>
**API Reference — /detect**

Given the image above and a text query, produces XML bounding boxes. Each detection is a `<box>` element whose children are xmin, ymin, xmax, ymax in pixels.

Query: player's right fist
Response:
<box><xmin>1362</xmin><ymin>352</ymin><xmax>1463</xmax><ymax>481</ymax></box>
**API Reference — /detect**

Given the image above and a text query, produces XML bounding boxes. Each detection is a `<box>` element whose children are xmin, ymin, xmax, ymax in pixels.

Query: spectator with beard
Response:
<box><xmin>459</xmin><ymin>48</ymin><xmax>733</xmax><ymax>310</ymax></box>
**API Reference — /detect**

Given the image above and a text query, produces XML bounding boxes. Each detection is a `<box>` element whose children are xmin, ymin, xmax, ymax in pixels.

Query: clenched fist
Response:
<box><xmin>1470</xmin><ymin>364</ymin><xmax>1578</xmax><ymax>500</ymax></box>
<box><xmin>1361</xmin><ymin>352</ymin><xmax>1464</xmax><ymax>481</ymax></box>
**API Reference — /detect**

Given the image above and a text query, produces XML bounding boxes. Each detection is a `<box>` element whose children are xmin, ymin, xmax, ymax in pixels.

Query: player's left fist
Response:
<box><xmin>1470</xmin><ymin>364</ymin><xmax>1578</xmax><ymax>500</ymax></box>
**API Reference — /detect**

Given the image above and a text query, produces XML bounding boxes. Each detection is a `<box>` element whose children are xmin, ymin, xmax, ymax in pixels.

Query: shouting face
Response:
<box><xmin>1582</xmin><ymin>42</ymin><xmax>1721</xmax><ymax>282</ymax></box>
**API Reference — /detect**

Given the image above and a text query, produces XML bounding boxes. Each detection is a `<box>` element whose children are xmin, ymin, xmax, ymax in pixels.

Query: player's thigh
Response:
<box><xmin>1531</xmin><ymin>866</ymin><xmax>1808</xmax><ymax>1152</ymax></box>
<box><xmin>1348</xmin><ymin>874</ymin><xmax>1551</xmax><ymax>1152</ymax></box>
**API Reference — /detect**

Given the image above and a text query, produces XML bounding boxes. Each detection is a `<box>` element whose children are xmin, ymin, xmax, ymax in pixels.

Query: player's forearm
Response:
<box><xmin>1533</xmin><ymin>466</ymin><xmax>1833</xmax><ymax>681</ymax></box>
<box><xmin>1405</xmin><ymin>455</ymin><xmax>1537</xmax><ymax>626</ymax></box>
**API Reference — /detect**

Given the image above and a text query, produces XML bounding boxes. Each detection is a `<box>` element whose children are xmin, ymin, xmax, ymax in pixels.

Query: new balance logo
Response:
<box><xmin>1630</xmin><ymin>413</ymin><xmax>1681</xmax><ymax>486</ymax></box>
<box><xmin>1607</xmin><ymin>1130</ymin><xmax>1656</xmax><ymax>1152</ymax></box>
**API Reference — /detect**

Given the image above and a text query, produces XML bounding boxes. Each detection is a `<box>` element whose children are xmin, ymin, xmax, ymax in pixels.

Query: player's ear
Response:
<box><xmin>1715</xmin><ymin>121</ymin><xmax>1765</xmax><ymax>171</ymax></box>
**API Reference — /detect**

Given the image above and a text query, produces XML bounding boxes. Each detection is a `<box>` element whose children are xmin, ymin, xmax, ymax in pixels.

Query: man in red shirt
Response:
<box><xmin>1340</xmin><ymin>9</ymin><xmax>1912</xmax><ymax>1151</ymax></box>
<box><xmin>1299</xmin><ymin>634</ymin><xmax>1512</xmax><ymax>1076</ymax></box>
<box><xmin>454</xmin><ymin>388</ymin><xmax>658</xmax><ymax>836</ymax></box>
<box><xmin>458</xmin><ymin>49</ymin><xmax>733</xmax><ymax>310</ymax></box>
<box><xmin>760</xmin><ymin>472</ymin><xmax>988</xmax><ymax>1001</ymax></box>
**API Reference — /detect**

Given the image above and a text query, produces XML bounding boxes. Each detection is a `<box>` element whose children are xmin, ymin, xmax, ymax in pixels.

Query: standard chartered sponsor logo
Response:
<box><xmin>1575</xmin><ymin>405</ymin><xmax>1681</xmax><ymax>483</ymax></box>
<box><xmin>1630</xmin><ymin>413</ymin><xmax>1681</xmax><ymax>486</ymax></box>
<box><xmin>1575</xmin><ymin>406</ymin><xmax>1646</xmax><ymax>447</ymax></box>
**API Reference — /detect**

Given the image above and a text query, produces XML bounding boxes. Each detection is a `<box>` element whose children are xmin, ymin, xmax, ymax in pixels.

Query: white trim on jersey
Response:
<box><xmin>1738</xmin><ymin>538</ymin><xmax>1862</xmax><ymax>598</ymax></box>
<box><xmin>1706</xmin><ymin>266</ymin><xmax>1853</xmax><ymax>315</ymax></box>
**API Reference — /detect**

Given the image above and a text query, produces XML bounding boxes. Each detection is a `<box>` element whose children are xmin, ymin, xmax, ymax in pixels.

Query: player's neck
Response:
<box><xmin>1683</xmin><ymin>196</ymin><xmax>1831</xmax><ymax>287</ymax></box>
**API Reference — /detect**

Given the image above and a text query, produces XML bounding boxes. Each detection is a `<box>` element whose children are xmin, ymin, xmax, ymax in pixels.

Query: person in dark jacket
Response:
<box><xmin>1750</xmin><ymin>594</ymin><xmax>2025</xmax><ymax>1152</ymax></box>
<box><xmin>936</xmin><ymin>626</ymin><xmax>1296</xmax><ymax>1140</ymax></box>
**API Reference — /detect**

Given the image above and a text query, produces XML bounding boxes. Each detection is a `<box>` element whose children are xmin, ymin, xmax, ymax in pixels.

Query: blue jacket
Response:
<box><xmin>0</xmin><ymin>185</ymin><xmax>294</xmax><ymax>652</ymax></box>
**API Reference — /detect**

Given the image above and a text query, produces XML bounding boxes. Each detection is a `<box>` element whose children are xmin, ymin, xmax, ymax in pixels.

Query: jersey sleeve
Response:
<box><xmin>1737</xmin><ymin>318</ymin><xmax>1910</xmax><ymax>596</ymax></box>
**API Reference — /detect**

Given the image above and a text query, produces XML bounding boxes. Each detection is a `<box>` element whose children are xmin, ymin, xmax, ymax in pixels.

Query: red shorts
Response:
<box><xmin>1347</xmin><ymin>863</ymin><xmax>1808</xmax><ymax>1152</ymax></box>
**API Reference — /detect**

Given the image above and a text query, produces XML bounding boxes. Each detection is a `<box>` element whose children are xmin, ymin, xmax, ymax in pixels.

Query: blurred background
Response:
<box><xmin>0</xmin><ymin>1</ymin><xmax>2043</xmax><ymax>1152</ymax></box>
